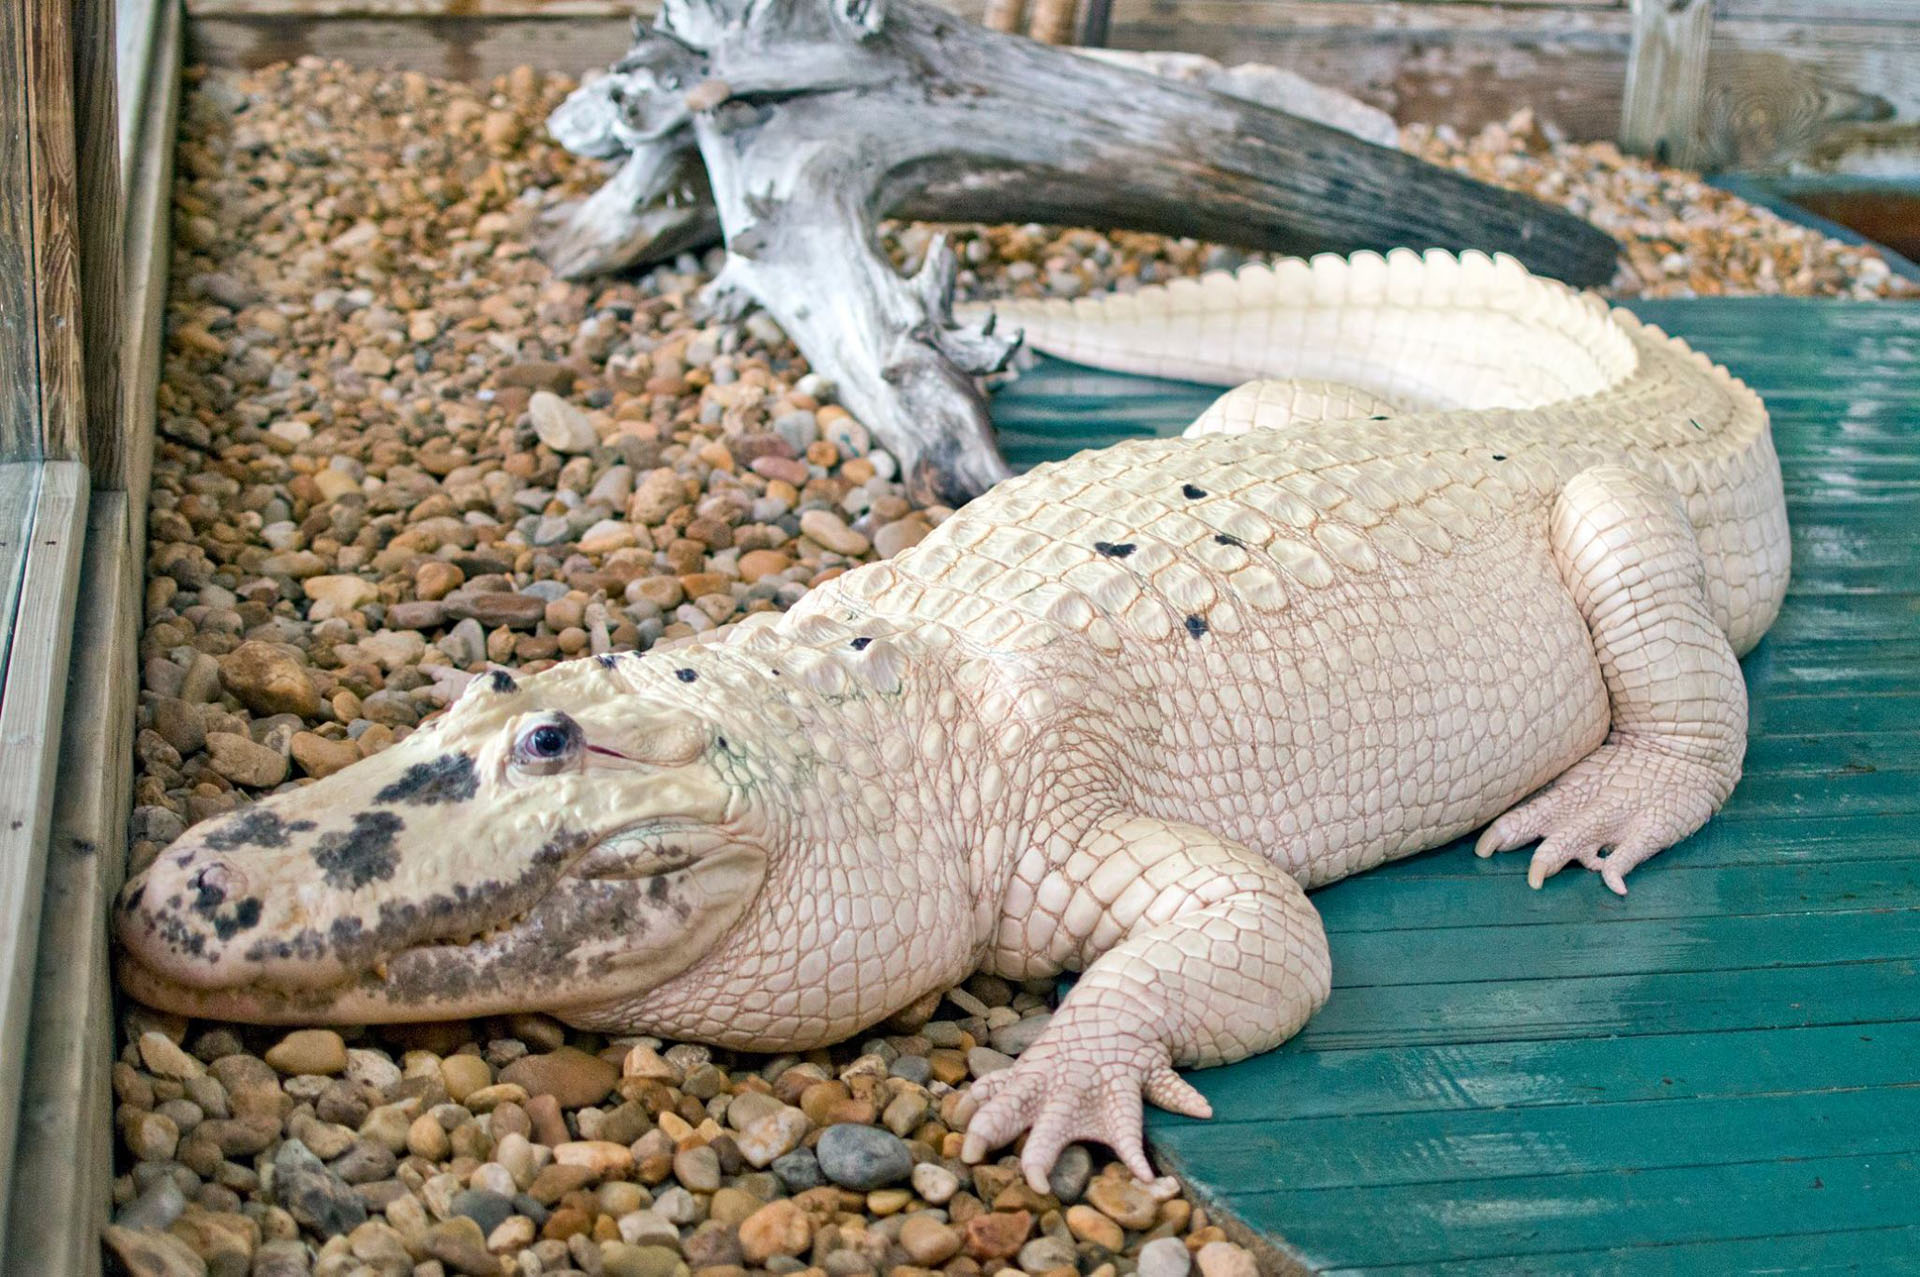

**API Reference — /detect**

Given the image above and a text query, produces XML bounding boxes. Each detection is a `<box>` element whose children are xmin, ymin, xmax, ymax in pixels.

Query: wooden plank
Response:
<box><xmin>117</xmin><ymin>0</ymin><xmax>180</xmax><ymax>516</ymax></box>
<box><xmin>0</xmin><ymin>474</ymin><xmax>38</xmax><ymax>694</ymax></box>
<box><xmin>0</xmin><ymin>2</ymin><xmax>42</xmax><ymax>455</ymax></box>
<box><xmin>1328</xmin><ymin>907</ymin><xmax>1920</xmax><ymax>990</ymax></box>
<box><xmin>1620</xmin><ymin>0</ymin><xmax>1712</xmax><ymax>166</ymax></box>
<box><xmin>0</xmin><ymin>462</ymin><xmax>89</xmax><ymax>1254</ymax></box>
<box><xmin>996</xmin><ymin>298</ymin><xmax>1920</xmax><ymax>1268</ymax></box>
<box><xmin>1707</xmin><ymin>18</ymin><xmax>1920</xmax><ymax>173</ymax></box>
<box><xmin>116</xmin><ymin>0</ymin><xmax>160</xmax><ymax>212</ymax></box>
<box><xmin>1320</xmin><ymin>1226</ymin><xmax>1920</xmax><ymax>1276</ymax></box>
<box><xmin>1179</xmin><ymin>1021</ymin><xmax>1920</xmax><ymax>1123</ymax></box>
<box><xmin>1297</xmin><ymin>957</ymin><xmax>1917</xmax><ymax>1051</ymax></box>
<box><xmin>186</xmin><ymin>14</ymin><xmax>636</xmax><ymax>80</ymax></box>
<box><xmin>11</xmin><ymin>0</ymin><xmax>88</xmax><ymax>462</ymax></box>
<box><xmin>77</xmin><ymin>0</ymin><xmax>125</xmax><ymax>484</ymax></box>
<box><xmin>1169</xmin><ymin>1085</ymin><xmax>1920</xmax><ymax>1190</ymax></box>
<box><xmin>1206</xmin><ymin>1152</ymin><xmax>1920</xmax><ymax>1268</ymax></box>
<box><xmin>5</xmin><ymin>493</ymin><xmax>135</xmax><ymax>1277</ymax></box>
<box><xmin>1311</xmin><ymin>857</ymin><xmax>1920</xmax><ymax>934</ymax></box>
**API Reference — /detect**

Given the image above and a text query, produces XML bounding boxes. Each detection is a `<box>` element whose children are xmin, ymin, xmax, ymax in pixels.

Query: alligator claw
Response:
<box><xmin>956</xmin><ymin>1030</ymin><xmax>1201</xmax><ymax>1197</ymax></box>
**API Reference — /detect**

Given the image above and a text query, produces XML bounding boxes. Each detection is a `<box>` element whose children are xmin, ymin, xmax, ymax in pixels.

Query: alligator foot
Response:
<box><xmin>956</xmin><ymin>1030</ymin><xmax>1205</xmax><ymax>1197</ymax></box>
<box><xmin>1474</xmin><ymin>742</ymin><xmax>1733</xmax><ymax>895</ymax></box>
<box><xmin>1477</xmin><ymin>464</ymin><xmax>1749</xmax><ymax>896</ymax></box>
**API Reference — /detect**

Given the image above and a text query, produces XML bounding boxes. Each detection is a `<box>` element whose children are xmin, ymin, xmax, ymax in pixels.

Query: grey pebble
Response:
<box><xmin>771</xmin><ymin>1148</ymin><xmax>826</xmax><ymax>1193</ymax></box>
<box><xmin>889</xmin><ymin>1055</ymin><xmax>932</xmax><ymax>1085</ymax></box>
<box><xmin>1138</xmin><ymin>1235</ymin><xmax>1194</xmax><ymax>1277</ymax></box>
<box><xmin>270</xmin><ymin>1139</ymin><xmax>367</xmax><ymax>1237</ymax></box>
<box><xmin>115</xmin><ymin>1175</ymin><xmax>188</xmax><ymax>1232</ymax></box>
<box><xmin>814</xmin><ymin>1123</ymin><xmax>913</xmax><ymax>1191</ymax></box>
<box><xmin>1048</xmin><ymin>1142</ymin><xmax>1093</xmax><ymax>1204</ymax></box>
<box><xmin>451</xmin><ymin>1187</ymin><xmax>517</xmax><ymax>1237</ymax></box>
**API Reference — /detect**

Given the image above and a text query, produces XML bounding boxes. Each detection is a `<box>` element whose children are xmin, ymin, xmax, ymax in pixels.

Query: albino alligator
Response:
<box><xmin>117</xmin><ymin>249</ymin><xmax>1789</xmax><ymax>1193</ymax></box>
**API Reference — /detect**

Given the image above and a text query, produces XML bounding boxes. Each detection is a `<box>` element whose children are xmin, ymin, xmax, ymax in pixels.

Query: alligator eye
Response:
<box><xmin>513</xmin><ymin>715</ymin><xmax>584</xmax><ymax>775</ymax></box>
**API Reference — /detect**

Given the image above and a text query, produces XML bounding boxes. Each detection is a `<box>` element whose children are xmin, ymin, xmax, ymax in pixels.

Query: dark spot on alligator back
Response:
<box><xmin>850</xmin><ymin>636</ymin><xmax>872</xmax><ymax>651</ymax></box>
<box><xmin>204</xmin><ymin>807</ymin><xmax>317</xmax><ymax>852</ymax></box>
<box><xmin>596</xmin><ymin>654</ymin><xmax>617</xmax><ymax>669</ymax></box>
<box><xmin>376</xmin><ymin>753</ymin><xmax>479</xmax><ymax>805</ymax></box>
<box><xmin>1182</xmin><ymin>484</ymin><xmax>1207</xmax><ymax>499</ymax></box>
<box><xmin>1095</xmin><ymin>542</ymin><xmax>1136</xmax><ymax>558</ymax></box>
<box><xmin>1185</xmin><ymin>614</ymin><xmax>1209</xmax><ymax>639</ymax></box>
<box><xmin>1214</xmin><ymin>533</ymin><xmax>1244</xmax><ymax>548</ymax></box>
<box><xmin>676</xmin><ymin>668</ymin><xmax>698</xmax><ymax>683</ymax></box>
<box><xmin>313</xmin><ymin>812</ymin><xmax>406</xmax><ymax>891</ymax></box>
<box><xmin>490</xmin><ymin>670</ymin><xmax>518</xmax><ymax>693</ymax></box>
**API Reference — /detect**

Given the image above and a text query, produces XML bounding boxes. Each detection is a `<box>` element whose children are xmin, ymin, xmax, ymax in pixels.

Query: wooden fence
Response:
<box><xmin>180</xmin><ymin>0</ymin><xmax>1920</xmax><ymax>174</ymax></box>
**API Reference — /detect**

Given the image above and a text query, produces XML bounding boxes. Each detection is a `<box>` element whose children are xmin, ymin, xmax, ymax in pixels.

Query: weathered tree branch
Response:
<box><xmin>542</xmin><ymin>0</ymin><xmax>1620</xmax><ymax>503</ymax></box>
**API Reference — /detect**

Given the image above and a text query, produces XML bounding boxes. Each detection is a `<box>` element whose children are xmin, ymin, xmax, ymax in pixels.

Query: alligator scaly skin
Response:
<box><xmin>116</xmin><ymin>250</ymin><xmax>1789</xmax><ymax>1192</ymax></box>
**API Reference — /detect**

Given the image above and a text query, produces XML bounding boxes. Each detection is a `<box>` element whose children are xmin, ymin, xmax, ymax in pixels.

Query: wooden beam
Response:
<box><xmin>5</xmin><ymin>492</ymin><xmax>134</xmax><ymax>1277</ymax></box>
<box><xmin>1621</xmin><ymin>0</ymin><xmax>1714</xmax><ymax>167</ymax></box>
<box><xmin>116</xmin><ymin>0</ymin><xmax>178</xmax><ymax>516</ymax></box>
<box><xmin>116</xmin><ymin>0</ymin><xmax>162</xmax><ymax>186</ymax></box>
<box><xmin>77</xmin><ymin>0</ymin><xmax>125</xmax><ymax>486</ymax></box>
<box><xmin>1</xmin><ymin>0</ymin><xmax>88</xmax><ymax>463</ymax></box>
<box><xmin>0</xmin><ymin>462</ymin><xmax>90</xmax><ymax>1254</ymax></box>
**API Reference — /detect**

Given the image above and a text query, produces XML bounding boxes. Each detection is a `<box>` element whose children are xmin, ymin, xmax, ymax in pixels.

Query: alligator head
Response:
<box><xmin>115</xmin><ymin>655</ymin><xmax>773</xmax><ymax>1024</ymax></box>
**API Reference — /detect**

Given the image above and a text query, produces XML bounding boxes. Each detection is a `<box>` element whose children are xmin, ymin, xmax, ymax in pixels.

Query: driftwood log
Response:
<box><xmin>542</xmin><ymin>0</ymin><xmax>1620</xmax><ymax>504</ymax></box>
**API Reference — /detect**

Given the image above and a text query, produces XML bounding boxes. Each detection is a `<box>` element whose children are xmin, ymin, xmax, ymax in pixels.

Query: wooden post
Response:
<box><xmin>1027</xmin><ymin>0</ymin><xmax>1076</xmax><ymax>44</ymax></box>
<box><xmin>982</xmin><ymin>0</ymin><xmax>1026</xmax><ymax>33</ymax></box>
<box><xmin>0</xmin><ymin>0</ymin><xmax>88</xmax><ymax>463</ymax></box>
<box><xmin>74</xmin><ymin>0</ymin><xmax>123</xmax><ymax>486</ymax></box>
<box><xmin>1621</xmin><ymin>0</ymin><xmax>1714</xmax><ymax>169</ymax></box>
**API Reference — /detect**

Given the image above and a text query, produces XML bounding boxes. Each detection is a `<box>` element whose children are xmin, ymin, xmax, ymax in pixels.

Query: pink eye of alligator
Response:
<box><xmin>513</xmin><ymin>715</ymin><xmax>583</xmax><ymax>774</ymax></box>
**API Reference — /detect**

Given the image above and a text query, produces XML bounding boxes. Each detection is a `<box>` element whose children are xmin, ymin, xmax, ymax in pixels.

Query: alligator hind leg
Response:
<box><xmin>1478</xmin><ymin>465</ymin><xmax>1747</xmax><ymax>895</ymax></box>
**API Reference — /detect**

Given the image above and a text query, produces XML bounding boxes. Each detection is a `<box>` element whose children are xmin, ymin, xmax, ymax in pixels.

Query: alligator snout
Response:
<box><xmin>116</xmin><ymin>844</ymin><xmax>275</xmax><ymax>987</ymax></box>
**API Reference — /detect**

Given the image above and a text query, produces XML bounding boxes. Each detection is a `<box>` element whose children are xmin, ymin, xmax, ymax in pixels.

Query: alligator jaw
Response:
<box><xmin>115</xmin><ymin>832</ymin><xmax>768</xmax><ymax>1025</ymax></box>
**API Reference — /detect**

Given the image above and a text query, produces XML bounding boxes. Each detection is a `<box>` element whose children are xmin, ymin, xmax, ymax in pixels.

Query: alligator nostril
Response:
<box><xmin>189</xmin><ymin>862</ymin><xmax>233</xmax><ymax>911</ymax></box>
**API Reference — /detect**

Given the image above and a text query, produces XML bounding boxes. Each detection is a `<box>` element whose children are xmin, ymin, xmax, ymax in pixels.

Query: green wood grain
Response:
<box><xmin>990</xmin><ymin>297</ymin><xmax>1920</xmax><ymax>1272</ymax></box>
<box><xmin>1179</xmin><ymin>1022</ymin><xmax>1920</xmax><ymax>1123</ymax></box>
<box><xmin>1201</xmin><ymin>1152</ymin><xmax>1920</xmax><ymax>1270</ymax></box>
<box><xmin>1319</xmin><ymin>1227</ymin><xmax>1920</xmax><ymax>1276</ymax></box>
<box><xmin>1164</xmin><ymin>1086</ymin><xmax>1920</xmax><ymax>1190</ymax></box>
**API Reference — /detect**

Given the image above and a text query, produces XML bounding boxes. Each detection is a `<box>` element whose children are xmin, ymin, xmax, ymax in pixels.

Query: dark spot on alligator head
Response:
<box><xmin>849</xmin><ymin>636</ymin><xmax>872</xmax><ymax>651</ymax></box>
<box><xmin>212</xmin><ymin>896</ymin><xmax>263</xmax><ymax>941</ymax></box>
<box><xmin>1492</xmin><ymin>453</ymin><xmax>1507</xmax><ymax>461</ymax></box>
<box><xmin>596</xmin><ymin>654</ymin><xmax>618</xmax><ymax>669</ymax></box>
<box><xmin>375</xmin><ymin>753</ymin><xmax>479</xmax><ymax>806</ymax></box>
<box><xmin>490</xmin><ymin>670</ymin><xmax>518</xmax><ymax>694</ymax></box>
<box><xmin>1214</xmin><ymin>533</ymin><xmax>1244</xmax><ymax>548</ymax></box>
<box><xmin>1095</xmin><ymin>542</ymin><xmax>1136</xmax><ymax>559</ymax></box>
<box><xmin>676</xmin><ymin>668</ymin><xmax>698</xmax><ymax>683</ymax></box>
<box><xmin>204</xmin><ymin>808</ymin><xmax>318</xmax><ymax>852</ymax></box>
<box><xmin>1185</xmin><ymin>614</ymin><xmax>1209</xmax><ymax>639</ymax></box>
<box><xmin>313</xmin><ymin>811</ymin><xmax>406</xmax><ymax>891</ymax></box>
<box><xmin>1370</xmin><ymin>415</ymin><xmax>1388</xmax><ymax>421</ymax></box>
<box><xmin>1182</xmin><ymin>484</ymin><xmax>1207</xmax><ymax>499</ymax></box>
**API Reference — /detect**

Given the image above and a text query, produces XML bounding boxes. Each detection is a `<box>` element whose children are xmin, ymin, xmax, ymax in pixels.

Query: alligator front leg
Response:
<box><xmin>960</xmin><ymin>814</ymin><xmax>1330</xmax><ymax>1193</ymax></box>
<box><xmin>1477</xmin><ymin>465</ymin><xmax>1748</xmax><ymax>894</ymax></box>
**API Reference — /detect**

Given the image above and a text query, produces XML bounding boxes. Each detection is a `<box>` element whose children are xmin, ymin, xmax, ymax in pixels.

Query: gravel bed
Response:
<box><xmin>113</xmin><ymin>56</ymin><xmax>1912</xmax><ymax>1277</ymax></box>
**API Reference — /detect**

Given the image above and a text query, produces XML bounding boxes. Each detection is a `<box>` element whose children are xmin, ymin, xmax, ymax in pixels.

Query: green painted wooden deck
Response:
<box><xmin>989</xmin><ymin>298</ymin><xmax>1920</xmax><ymax>1274</ymax></box>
